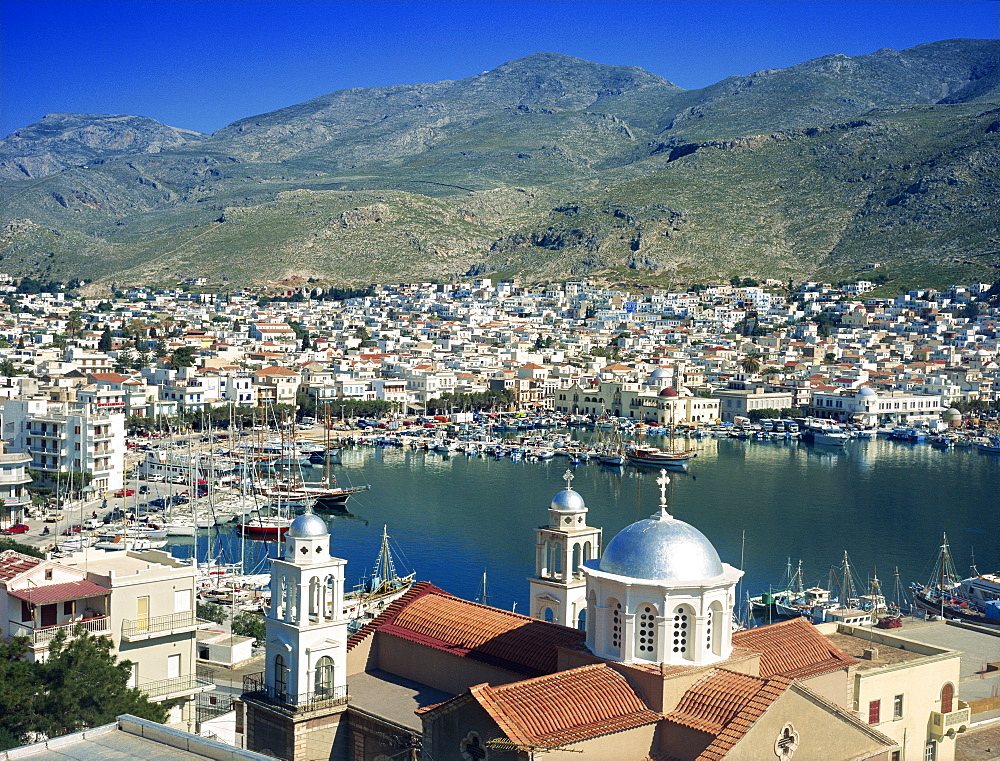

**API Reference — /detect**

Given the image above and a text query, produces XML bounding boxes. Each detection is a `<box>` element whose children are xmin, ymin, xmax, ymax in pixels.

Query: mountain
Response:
<box><xmin>0</xmin><ymin>113</ymin><xmax>207</xmax><ymax>181</ymax></box>
<box><xmin>1</xmin><ymin>41</ymin><xmax>999</xmax><ymax>289</ymax></box>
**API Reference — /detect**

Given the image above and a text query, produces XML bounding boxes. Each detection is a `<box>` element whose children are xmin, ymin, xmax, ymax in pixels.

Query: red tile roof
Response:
<box><xmin>731</xmin><ymin>616</ymin><xmax>856</xmax><ymax>679</ymax></box>
<box><xmin>691</xmin><ymin>674</ymin><xmax>793</xmax><ymax>761</ymax></box>
<box><xmin>347</xmin><ymin>581</ymin><xmax>586</xmax><ymax>677</ymax></box>
<box><xmin>468</xmin><ymin>664</ymin><xmax>660</xmax><ymax>748</ymax></box>
<box><xmin>666</xmin><ymin>669</ymin><xmax>775</xmax><ymax>734</ymax></box>
<box><xmin>8</xmin><ymin>579</ymin><xmax>109</xmax><ymax>604</ymax></box>
<box><xmin>0</xmin><ymin>550</ymin><xmax>42</xmax><ymax>582</ymax></box>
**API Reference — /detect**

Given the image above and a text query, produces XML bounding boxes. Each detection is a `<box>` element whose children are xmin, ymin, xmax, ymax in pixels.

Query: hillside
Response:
<box><xmin>1</xmin><ymin>40</ymin><xmax>999</xmax><ymax>288</ymax></box>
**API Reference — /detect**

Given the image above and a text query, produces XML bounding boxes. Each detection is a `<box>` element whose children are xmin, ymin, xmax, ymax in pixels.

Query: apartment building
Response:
<box><xmin>0</xmin><ymin>548</ymin><xmax>212</xmax><ymax>723</ymax></box>
<box><xmin>2</xmin><ymin>397</ymin><xmax>126</xmax><ymax>493</ymax></box>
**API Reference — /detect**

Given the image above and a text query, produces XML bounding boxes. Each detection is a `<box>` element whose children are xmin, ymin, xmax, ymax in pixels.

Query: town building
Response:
<box><xmin>0</xmin><ymin>548</ymin><xmax>213</xmax><ymax>724</ymax></box>
<box><xmin>1</xmin><ymin>397</ymin><xmax>127</xmax><ymax>494</ymax></box>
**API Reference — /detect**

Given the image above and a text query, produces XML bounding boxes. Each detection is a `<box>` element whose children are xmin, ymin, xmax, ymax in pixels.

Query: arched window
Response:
<box><xmin>672</xmin><ymin>604</ymin><xmax>692</xmax><ymax>660</ymax></box>
<box><xmin>572</xmin><ymin>543</ymin><xmax>582</xmax><ymax>577</ymax></box>
<box><xmin>609</xmin><ymin>598</ymin><xmax>623</xmax><ymax>655</ymax></box>
<box><xmin>941</xmin><ymin>683</ymin><xmax>954</xmax><ymax>714</ymax></box>
<box><xmin>325</xmin><ymin>574</ymin><xmax>336</xmax><ymax>620</ymax></box>
<box><xmin>635</xmin><ymin>603</ymin><xmax>658</xmax><ymax>660</ymax></box>
<box><xmin>308</xmin><ymin>577</ymin><xmax>320</xmax><ymax>623</ymax></box>
<box><xmin>708</xmin><ymin>600</ymin><xmax>723</xmax><ymax>656</ymax></box>
<box><xmin>274</xmin><ymin>654</ymin><xmax>287</xmax><ymax>699</ymax></box>
<box><xmin>461</xmin><ymin>732</ymin><xmax>487</xmax><ymax>761</ymax></box>
<box><xmin>551</xmin><ymin>541</ymin><xmax>563</xmax><ymax>577</ymax></box>
<box><xmin>314</xmin><ymin>655</ymin><xmax>334</xmax><ymax>698</ymax></box>
<box><xmin>577</xmin><ymin>607</ymin><xmax>587</xmax><ymax>631</ymax></box>
<box><xmin>542</xmin><ymin>607</ymin><xmax>554</xmax><ymax>623</ymax></box>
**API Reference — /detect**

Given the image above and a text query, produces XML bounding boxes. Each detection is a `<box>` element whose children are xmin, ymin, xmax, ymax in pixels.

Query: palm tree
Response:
<box><xmin>739</xmin><ymin>351</ymin><xmax>762</xmax><ymax>375</ymax></box>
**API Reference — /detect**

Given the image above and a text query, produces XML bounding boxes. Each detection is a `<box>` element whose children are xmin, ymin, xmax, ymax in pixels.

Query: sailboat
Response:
<box><xmin>910</xmin><ymin>533</ymin><xmax>1000</xmax><ymax>624</ymax></box>
<box><xmin>626</xmin><ymin>403</ymin><xmax>697</xmax><ymax>467</ymax></box>
<box><xmin>343</xmin><ymin>525</ymin><xmax>416</xmax><ymax>628</ymax></box>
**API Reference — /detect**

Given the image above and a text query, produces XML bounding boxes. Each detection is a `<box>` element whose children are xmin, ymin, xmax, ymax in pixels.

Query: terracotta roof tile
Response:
<box><xmin>691</xmin><ymin>674</ymin><xmax>793</xmax><ymax>761</ymax></box>
<box><xmin>731</xmin><ymin>616</ymin><xmax>856</xmax><ymax>678</ymax></box>
<box><xmin>346</xmin><ymin>581</ymin><xmax>585</xmax><ymax>676</ymax></box>
<box><xmin>0</xmin><ymin>550</ymin><xmax>42</xmax><ymax>582</ymax></box>
<box><xmin>667</xmin><ymin>669</ymin><xmax>771</xmax><ymax>734</ymax></box>
<box><xmin>8</xmin><ymin>579</ymin><xmax>109</xmax><ymax>604</ymax></box>
<box><xmin>468</xmin><ymin>664</ymin><xmax>660</xmax><ymax>748</ymax></box>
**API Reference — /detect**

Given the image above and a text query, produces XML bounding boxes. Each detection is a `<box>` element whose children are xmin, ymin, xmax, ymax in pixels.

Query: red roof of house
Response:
<box><xmin>0</xmin><ymin>550</ymin><xmax>42</xmax><ymax>582</ymax></box>
<box><xmin>467</xmin><ymin>663</ymin><xmax>661</xmax><ymax>748</ymax></box>
<box><xmin>666</xmin><ymin>669</ymin><xmax>780</xmax><ymax>735</ymax></box>
<box><xmin>347</xmin><ymin>581</ymin><xmax>585</xmax><ymax>677</ymax></box>
<box><xmin>8</xmin><ymin>579</ymin><xmax>109</xmax><ymax>604</ymax></box>
<box><xmin>731</xmin><ymin>616</ymin><xmax>856</xmax><ymax>679</ymax></box>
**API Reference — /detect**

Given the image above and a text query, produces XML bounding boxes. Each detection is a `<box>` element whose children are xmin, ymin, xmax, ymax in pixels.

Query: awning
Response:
<box><xmin>9</xmin><ymin>579</ymin><xmax>109</xmax><ymax>605</ymax></box>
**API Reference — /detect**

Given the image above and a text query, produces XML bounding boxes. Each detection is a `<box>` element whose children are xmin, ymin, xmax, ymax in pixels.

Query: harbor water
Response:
<box><xmin>169</xmin><ymin>435</ymin><xmax>1000</xmax><ymax>617</ymax></box>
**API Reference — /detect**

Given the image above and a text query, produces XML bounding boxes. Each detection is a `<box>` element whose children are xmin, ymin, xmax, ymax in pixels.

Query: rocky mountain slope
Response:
<box><xmin>2</xmin><ymin>40</ymin><xmax>998</xmax><ymax>288</ymax></box>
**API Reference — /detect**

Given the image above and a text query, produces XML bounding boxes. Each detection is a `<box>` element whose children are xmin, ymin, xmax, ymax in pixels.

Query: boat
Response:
<box><xmin>93</xmin><ymin>532</ymin><xmax>156</xmax><ymax>551</ymax></box>
<box><xmin>978</xmin><ymin>436</ymin><xmax>1000</xmax><ymax>454</ymax></box>
<box><xmin>238</xmin><ymin>514</ymin><xmax>294</xmax><ymax>540</ymax></box>
<box><xmin>344</xmin><ymin>525</ymin><xmax>416</xmax><ymax>628</ymax></box>
<box><xmin>800</xmin><ymin>419</ymin><xmax>850</xmax><ymax>447</ymax></box>
<box><xmin>626</xmin><ymin>444</ymin><xmax>697</xmax><ymax>467</ymax></box>
<box><xmin>910</xmin><ymin>533</ymin><xmax>1000</xmax><ymax>625</ymax></box>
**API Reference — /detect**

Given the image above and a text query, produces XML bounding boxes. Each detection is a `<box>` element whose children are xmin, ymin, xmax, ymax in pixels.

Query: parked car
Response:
<box><xmin>146</xmin><ymin>474</ymin><xmax>165</xmax><ymax>482</ymax></box>
<box><xmin>61</xmin><ymin>524</ymin><xmax>83</xmax><ymax>535</ymax></box>
<box><xmin>44</xmin><ymin>512</ymin><xmax>64</xmax><ymax>523</ymax></box>
<box><xmin>1</xmin><ymin>523</ymin><xmax>29</xmax><ymax>534</ymax></box>
<box><xmin>113</xmin><ymin>488</ymin><xmax>136</xmax><ymax>497</ymax></box>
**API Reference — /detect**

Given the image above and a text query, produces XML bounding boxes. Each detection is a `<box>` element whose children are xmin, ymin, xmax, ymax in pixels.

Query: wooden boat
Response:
<box><xmin>626</xmin><ymin>444</ymin><xmax>697</xmax><ymax>467</ymax></box>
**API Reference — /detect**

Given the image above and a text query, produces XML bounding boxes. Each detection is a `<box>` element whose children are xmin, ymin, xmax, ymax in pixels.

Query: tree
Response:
<box><xmin>168</xmin><ymin>345</ymin><xmax>196</xmax><ymax>369</ymax></box>
<box><xmin>114</xmin><ymin>348</ymin><xmax>135</xmax><ymax>373</ymax></box>
<box><xmin>0</xmin><ymin>629</ymin><xmax>165</xmax><ymax>748</ymax></box>
<box><xmin>65</xmin><ymin>311</ymin><xmax>83</xmax><ymax>336</ymax></box>
<box><xmin>0</xmin><ymin>359</ymin><xmax>20</xmax><ymax>377</ymax></box>
<box><xmin>739</xmin><ymin>352</ymin><xmax>762</xmax><ymax>375</ymax></box>
<box><xmin>197</xmin><ymin>601</ymin><xmax>228</xmax><ymax>625</ymax></box>
<box><xmin>232</xmin><ymin>611</ymin><xmax>266</xmax><ymax>646</ymax></box>
<box><xmin>98</xmin><ymin>327</ymin><xmax>113</xmax><ymax>352</ymax></box>
<box><xmin>39</xmin><ymin>629</ymin><xmax>166</xmax><ymax>737</ymax></box>
<box><xmin>0</xmin><ymin>638</ymin><xmax>42</xmax><ymax>749</ymax></box>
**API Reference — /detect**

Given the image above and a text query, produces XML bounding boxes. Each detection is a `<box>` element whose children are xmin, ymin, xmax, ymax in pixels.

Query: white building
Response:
<box><xmin>2</xmin><ymin>398</ymin><xmax>127</xmax><ymax>493</ymax></box>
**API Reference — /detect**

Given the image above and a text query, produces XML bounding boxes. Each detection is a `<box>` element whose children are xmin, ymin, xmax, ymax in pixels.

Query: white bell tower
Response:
<box><xmin>529</xmin><ymin>470</ymin><xmax>602</xmax><ymax>630</ymax></box>
<box><xmin>263</xmin><ymin>510</ymin><xmax>350</xmax><ymax>705</ymax></box>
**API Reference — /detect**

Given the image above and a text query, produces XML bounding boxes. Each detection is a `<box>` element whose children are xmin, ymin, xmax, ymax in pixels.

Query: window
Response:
<box><xmin>635</xmin><ymin>604</ymin><xmax>657</xmax><ymax>659</ymax></box>
<box><xmin>274</xmin><ymin>654</ymin><xmax>287</xmax><ymax>698</ymax></box>
<box><xmin>892</xmin><ymin>752</ymin><xmax>901</xmax><ymax>761</ymax></box>
<box><xmin>924</xmin><ymin>740</ymin><xmax>937</xmax><ymax>761</ymax></box>
<box><xmin>63</xmin><ymin>600</ymin><xmax>73</xmax><ymax>616</ymax></box>
<box><xmin>610</xmin><ymin>599</ymin><xmax>622</xmax><ymax>652</ymax></box>
<box><xmin>314</xmin><ymin>656</ymin><xmax>334</xmax><ymax>698</ymax></box>
<box><xmin>673</xmin><ymin>605</ymin><xmax>691</xmax><ymax>658</ymax></box>
<box><xmin>167</xmin><ymin>653</ymin><xmax>181</xmax><ymax>680</ymax></box>
<box><xmin>893</xmin><ymin>694</ymin><xmax>904</xmax><ymax>719</ymax></box>
<box><xmin>460</xmin><ymin>732</ymin><xmax>487</xmax><ymax>761</ymax></box>
<box><xmin>868</xmin><ymin>699</ymin><xmax>881</xmax><ymax>724</ymax></box>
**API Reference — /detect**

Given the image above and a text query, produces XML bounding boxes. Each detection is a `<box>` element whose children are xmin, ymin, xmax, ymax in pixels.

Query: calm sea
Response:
<box><xmin>169</xmin><ymin>436</ymin><xmax>1000</xmax><ymax>617</ymax></box>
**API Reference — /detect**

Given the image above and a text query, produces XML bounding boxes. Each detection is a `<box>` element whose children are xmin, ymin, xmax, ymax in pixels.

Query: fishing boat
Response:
<box><xmin>344</xmin><ymin>525</ymin><xmax>416</xmax><ymax>628</ymax></box>
<box><xmin>238</xmin><ymin>514</ymin><xmax>294</xmax><ymax>540</ymax></box>
<box><xmin>910</xmin><ymin>533</ymin><xmax>1000</xmax><ymax>625</ymax></box>
<box><xmin>626</xmin><ymin>444</ymin><xmax>697</xmax><ymax>467</ymax></box>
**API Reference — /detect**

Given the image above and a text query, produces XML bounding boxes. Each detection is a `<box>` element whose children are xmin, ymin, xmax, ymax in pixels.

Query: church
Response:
<box><xmin>240</xmin><ymin>471</ymin><xmax>963</xmax><ymax>761</ymax></box>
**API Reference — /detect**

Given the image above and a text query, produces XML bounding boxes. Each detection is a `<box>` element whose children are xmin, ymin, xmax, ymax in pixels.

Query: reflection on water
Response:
<box><xmin>172</xmin><ymin>437</ymin><xmax>1000</xmax><ymax>615</ymax></box>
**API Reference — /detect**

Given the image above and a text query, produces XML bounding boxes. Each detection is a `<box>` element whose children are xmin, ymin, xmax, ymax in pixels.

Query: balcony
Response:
<box><xmin>140</xmin><ymin>674</ymin><xmax>214</xmax><ymax>702</ymax></box>
<box><xmin>930</xmin><ymin>701</ymin><xmax>971</xmax><ymax>739</ymax></box>
<box><xmin>242</xmin><ymin>672</ymin><xmax>349</xmax><ymax>716</ymax></box>
<box><xmin>9</xmin><ymin>616</ymin><xmax>111</xmax><ymax>647</ymax></box>
<box><xmin>121</xmin><ymin>610</ymin><xmax>211</xmax><ymax>642</ymax></box>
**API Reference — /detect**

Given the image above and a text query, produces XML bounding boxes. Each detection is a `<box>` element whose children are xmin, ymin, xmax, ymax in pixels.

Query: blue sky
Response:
<box><xmin>2</xmin><ymin>0</ymin><xmax>998</xmax><ymax>137</ymax></box>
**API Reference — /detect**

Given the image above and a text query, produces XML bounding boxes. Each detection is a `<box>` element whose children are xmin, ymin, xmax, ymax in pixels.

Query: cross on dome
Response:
<box><xmin>656</xmin><ymin>470</ymin><xmax>672</xmax><ymax>519</ymax></box>
<box><xmin>562</xmin><ymin>469</ymin><xmax>575</xmax><ymax>490</ymax></box>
